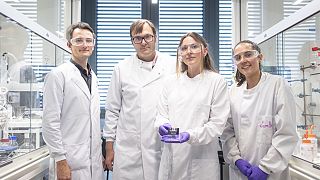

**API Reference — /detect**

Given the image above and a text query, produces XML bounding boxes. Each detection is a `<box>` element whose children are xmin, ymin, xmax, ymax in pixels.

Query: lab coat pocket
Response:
<box><xmin>257</xmin><ymin>115</ymin><xmax>274</xmax><ymax>146</ymax></box>
<box><xmin>191</xmin><ymin>159</ymin><xmax>219</xmax><ymax>180</ymax></box>
<box><xmin>65</xmin><ymin>142</ymin><xmax>90</xmax><ymax>170</ymax></box>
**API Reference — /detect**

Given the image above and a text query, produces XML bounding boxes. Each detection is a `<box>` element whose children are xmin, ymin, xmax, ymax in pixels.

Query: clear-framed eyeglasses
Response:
<box><xmin>132</xmin><ymin>34</ymin><xmax>154</xmax><ymax>44</ymax></box>
<box><xmin>70</xmin><ymin>37</ymin><xmax>96</xmax><ymax>46</ymax></box>
<box><xmin>232</xmin><ymin>50</ymin><xmax>260</xmax><ymax>64</ymax></box>
<box><xmin>178</xmin><ymin>43</ymin><xmax>202</xmax><ymax>56</ymax></box>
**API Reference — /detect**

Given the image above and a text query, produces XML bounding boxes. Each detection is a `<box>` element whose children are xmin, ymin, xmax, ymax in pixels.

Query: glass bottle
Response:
<box><xmin>20</xmin><ymin>133</ymin><xmax>35</xmax><ymax>150</ymax></box>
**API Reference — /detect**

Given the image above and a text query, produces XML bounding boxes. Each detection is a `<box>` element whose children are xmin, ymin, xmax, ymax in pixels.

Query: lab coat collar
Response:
<box><xmin>243</xmin><ymin>72</ymin><xmax>267</xmax><ymax>94</ymax></box>
<box><xmin>136</xmin><ymin>51</ymin><xmax>159</xmax><ymax>71</ymax></box>
<box><xmin>134</xmin><ymin>51</ymin><xmax>165</xmax><ymax>87</ymax></box>
<box><xmin>139</xmin><ymin>60</ymin><xmax>153</xmax><ymax>71</ymax></box>
<box><xmin>69</xmin><ymin>62</ymin><xmax>91</xmax><ymax>99</ymax></box>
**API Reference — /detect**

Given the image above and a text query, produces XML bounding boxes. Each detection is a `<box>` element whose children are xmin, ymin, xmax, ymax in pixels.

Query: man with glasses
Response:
<box><xmin>42</xmin><ymin>22</ymin><xmax>105</xmax><ymax>180</ymax></box>
<box><xmin>103</xmin><ymin>19</ymin><xmax>175</xmax><ymax>180</ymax></box>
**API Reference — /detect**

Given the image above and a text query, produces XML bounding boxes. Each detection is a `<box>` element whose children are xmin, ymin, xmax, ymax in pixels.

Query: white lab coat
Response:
<box><xmin>154</xmin><ymin>71</ymin><xmax>230</xmax><ymax>180</ymax></box>
<box><xmin>42</xmin><ymin>61</ymin><xmax>104</xmax><ymax>180</ymax></box>
<box><xmin>103</xmin><ymin>51</ymin><xmax>176</xmax><ymax>180</ymax></box>
<box><xmin>221</xmin><ymin>72</ymin><xmax>299</xmax><ymax>180</ymax></box>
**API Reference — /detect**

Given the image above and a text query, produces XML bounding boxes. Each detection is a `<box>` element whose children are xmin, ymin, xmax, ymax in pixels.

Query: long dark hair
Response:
<box><xmin>177</xmin><ymin>32</ymin><xmax>216</xmax><ymax>74</ymax></box>
<box><xmin>233</xmin><ymin>40</ymin><xmax>262</xmax><ymax>86</ymax></box>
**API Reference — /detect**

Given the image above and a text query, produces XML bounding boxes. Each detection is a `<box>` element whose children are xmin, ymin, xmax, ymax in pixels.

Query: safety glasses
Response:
<box><xmin>232</xmin><ymin>50</ymin><xmax>259</xmax><ymax>64</ymax></box>
<box><xmin>178</xmin><ymin>43</ymin><xmax>202</xmax><ymax>56</ymax></box>
<box><xmin>70</xmin><ymin>37</ymin><xmax>95</xmax><ymax>46</ymax></box>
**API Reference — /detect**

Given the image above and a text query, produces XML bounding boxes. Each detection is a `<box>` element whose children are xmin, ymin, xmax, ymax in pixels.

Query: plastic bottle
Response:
<box><xmin>300</xmin><ymin>139</ymin><xmax>314</xmax><ymax>162</ymax></box>
<box><xmin>308</xmin><ymin>125</ymin><xmax>318</xmax><ymax>159</ymax></box>
<box><xmin>8</xmin><ymin>135</ymin><xmax>19</xmax><ymax>147</ymax></box>
<box><xmin>311</xmin><ymin>47</ymin><xmax>319</xmax><ymax>65</ymax></box>
<box><xmin>300</xmin><ymin>126</ymin><xmax>318</xmax><ymax>162</ymax></box>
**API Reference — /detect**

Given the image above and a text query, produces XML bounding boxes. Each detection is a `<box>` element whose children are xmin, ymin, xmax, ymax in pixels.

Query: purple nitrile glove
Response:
<box><xmin>161</xmin><ymin>132</ymin><xmax>190</xmax><ymax>143</ymax></box>
<box><xmin>179</xmin><ymin>132</ymin><xmax>190</xmax><ymax>143</ymax></box>
<box><xmin>248</xmin><ymin>166</ymin><xmax>268</xmax><ymax>180</ymax></box>
<box><xmin>235</xmin><ymin>159</ymin><xmax>252</xmax><ymax>177</ymax></box>
<box><xmin>159</xmin><ymin>123</ymin><xmax>172</xmax><ymax>136</ymax></box>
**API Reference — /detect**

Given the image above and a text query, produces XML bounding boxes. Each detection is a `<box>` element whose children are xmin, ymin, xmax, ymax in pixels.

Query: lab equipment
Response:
<box><xmin>161</xmin><ymin>127</ymin><xmax>179</xmax><ymax>143</ymax></box>
<box><xmin>299</xmin><ymin>126</ymin><xmax>318</xmax><ymax>162</ymax></box>
<box><xmin>0</xmin><ymin>87</ymin><xmax>9</xmax><ymax>122</ymax></box>
<box><xmin>235</xmin><ymin>159</ymin><xmax>252</xmax><ymax>176</ymax></box>
<box><xmin>312</xmin><ymin>88</ymin><xmax>320</xmax><ymax>93</ymax></box>
<box><xmin>9</xmin><ymin>135</ymin><xmax>18</xmax><ymax>147</ymax></box>
<box><xmin>168</xmin><ymin>127</ymin><xmax>179</xmax><ymax>136</ymax></box>
<box><xmin>0</xmin><ymin>139</ymin><xmax>13</xmax><ymax>167</ymax></box>
<box><xmin>311</xmin><ymin>47</ymin><xmax>320</xmax><ymax>63</ymax></box>
<box><xmin>0</xmin><ymin>136</ymin><xmax>19</xmax><ymax>167</ymax></box>
<box><xmin>0</xmin><ymin>139</ymin><xmax>9</xmax><ymax>146</ymax></box>
<box><xmin>300</xmin><ymin>139</ymin><xmax>315</xmax><ymax>162</ymax></box>
<box><xmin>20</xmin><ymin>133</ymin><xmax>35</xmax><ymax>151</ymax></box>
<box><xmin>161</xmin><ymin>127</ymin><xmax>179</xmax><ymax>141</ymax></box>
<box><xmin>159</xmin><ymin>123</ymin><xmax>172</xmax><ymax>136</ymax></box>
<box><xmin>0</xmin><ymin>53</ymin><xmax>8</xmax><ymax>84</ymax></box>
<box><xmin>247</xmin><ymin>166</ymin><xmax>268</xmax><ymax>180</ymax></box>
<box><xmin>161</xmin><ymin>131</ymin><xmax>190</xmax><ymax>143</ymax></box>
<box><xmin>3</xmin><ymin>118</ymin><xmax>43</xmax><ymax>150</ymax></box>
<box><xmin>307</xmin><ymin>126</ymin><xmax>318</xmax><ymax>157</ymax></box>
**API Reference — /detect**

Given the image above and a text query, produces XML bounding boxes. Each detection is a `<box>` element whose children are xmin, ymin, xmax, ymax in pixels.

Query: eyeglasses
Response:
<box><xmin>132</xmin><ymin>34</ymin><xmax>154</xmax><ymax>44</ymax></box>
<box><xmin>70</xmin><ymin>37</ymin><xmax>95</xmax><ymax>46</ymax></box>
<box><xmin>178</xmin><ymin>43</ymin><xmax>202</xmax><ymax>56</ymax></box>
<box><xmin>232</xmin><ymin>50</ymin><xmax>259</xmax><ymax>64</ymax></box>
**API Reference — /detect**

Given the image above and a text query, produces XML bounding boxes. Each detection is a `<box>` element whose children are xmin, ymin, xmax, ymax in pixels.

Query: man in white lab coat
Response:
<box><xmin>42</xmin><ymin>22</ymin><xmax>104</xmax><ymax>180</ymax></box>
<box><xmin>103</xmin><ymin>19</ymin><xmax>175</xmax><ymax>180</ymax></box>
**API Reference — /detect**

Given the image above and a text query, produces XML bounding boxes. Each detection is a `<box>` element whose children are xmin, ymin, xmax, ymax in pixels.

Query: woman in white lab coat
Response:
<box><xmin>155</xmin><ymin>32</ymin><xmax>230</xmax><ymax>180</ymax></box>
<box><xmin>221</xmin><ymin>40</ymin><xmax>299</xmax><ymax>180</ymax></box>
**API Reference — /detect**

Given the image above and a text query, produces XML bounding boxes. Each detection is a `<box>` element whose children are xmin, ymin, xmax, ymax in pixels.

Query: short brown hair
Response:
<box><xmin>129</xmin><ymin>19</ymin><xmax>156</xmax><ymax>38</ymax></box>
<box><xmin>66</xmin><ymin>22</ymin><xmax>95</xmax><ymax>41</ymax></box>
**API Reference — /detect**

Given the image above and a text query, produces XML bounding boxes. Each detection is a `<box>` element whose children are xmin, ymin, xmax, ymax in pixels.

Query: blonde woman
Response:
<box><xmin>155</xmin><ymin>32</ymin><xmax>230</xmax><ymax>180</ymax></box>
